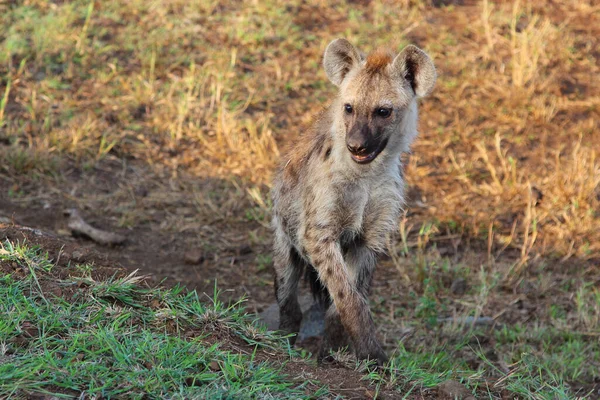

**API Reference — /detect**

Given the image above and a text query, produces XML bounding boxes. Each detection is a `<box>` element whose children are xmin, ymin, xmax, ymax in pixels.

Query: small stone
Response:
<box><xmin>208</xmin><ymin>361</ymin><xmax>220</xmax><ymax>371</ymax></box>
<box><xmin>450</xmin><ymin>277</ymin><xmax>468</xmax><ymax>295</ymax></box>
<box><xmin>297</xmin><ymin>302</ymin><xmax>325</xmax><ymax>342</ymax></box>
<box><xmin>21</xmin><ymin>321</ymin><xmax>38</xmax><ymax>338</ymax></box>
<box><xmin>184</xmin><ymin>249</ymin><xmax>204</xmax><ymax>265</ymax></box>
<box><xmin>437</xmin><ymin>380</ymin><xmax>476</xmax><ymax>400</ymax></box>
<box><xmin>258</xmin><ymin>295</ymin><xmax>325</xmax><ymax>349</ymax></box>
<box><xmin>258</xmin><ymin>302</ymin><xmax>280</xmax><ymax>331</ymax></box>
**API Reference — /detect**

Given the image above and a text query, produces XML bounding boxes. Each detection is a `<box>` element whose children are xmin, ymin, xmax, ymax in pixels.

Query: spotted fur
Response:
<box><xmin>271</xmin><ymin>39</ymin><xmax>436</xmax><ymax>366</ymax></box>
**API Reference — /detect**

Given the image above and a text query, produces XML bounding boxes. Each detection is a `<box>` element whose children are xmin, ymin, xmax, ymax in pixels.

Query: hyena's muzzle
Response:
<box><xmin>345</xmin><ymin>118</ymin><xmax>390</xmax><ymax>164</ymax></box>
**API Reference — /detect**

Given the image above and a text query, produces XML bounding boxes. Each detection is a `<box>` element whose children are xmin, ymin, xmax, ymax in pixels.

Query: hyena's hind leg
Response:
<box><xmin>274</xmin><ymin>241</ymin><xmax>305</xmax><ymax>345</ymax></box>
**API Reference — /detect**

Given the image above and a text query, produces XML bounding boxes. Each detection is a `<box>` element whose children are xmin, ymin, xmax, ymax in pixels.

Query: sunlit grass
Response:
<box><xmin>2</xmin><ymin>0</ymin><xmax>596</xmax><ymax>261</ymax></box>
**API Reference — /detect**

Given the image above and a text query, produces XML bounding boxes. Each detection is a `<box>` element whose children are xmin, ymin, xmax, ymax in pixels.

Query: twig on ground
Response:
<box><xmin>64</xmin><ymin>208</ymin><xmax>126</xmax><ymax>246</ymax></box>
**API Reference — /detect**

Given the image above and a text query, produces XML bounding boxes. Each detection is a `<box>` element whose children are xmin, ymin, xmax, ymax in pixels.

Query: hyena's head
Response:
<box><xmin>323</xmin><ymin>39</ymin><xmax>436</xmax><ymax>164</ymax></box>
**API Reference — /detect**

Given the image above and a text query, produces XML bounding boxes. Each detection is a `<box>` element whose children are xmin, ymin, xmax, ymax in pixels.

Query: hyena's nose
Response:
<box><xmin>346</xmin><ymin>138</ymin><xmax>368</xmax><ymax>155</ymax></box>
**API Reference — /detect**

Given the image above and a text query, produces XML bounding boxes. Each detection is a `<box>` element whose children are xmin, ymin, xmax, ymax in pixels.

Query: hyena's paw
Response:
<box><xmin>355</xmin><ymin>341</ymin><xmax>388</xmax><ymax>368</ymax></box>
<box><xmin>278</xmin><ymin>310</ymin><xmax>303</xmax><ymax>345</ymax></box>
<box><xmin>316</xmin><ymin>342</ymin><xmax>351</xmax><ymax>365</ymax></box>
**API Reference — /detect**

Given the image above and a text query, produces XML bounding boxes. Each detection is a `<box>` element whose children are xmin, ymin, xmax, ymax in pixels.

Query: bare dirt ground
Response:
<box><xmin>0</xmin><ymin>163</ymin><xmax>275</xmax><ymax>311</ymax></box>
<box><xmin>1</xmin><ymin>0</ymin><xmax>599</xmax><ymax>397</ymax></box>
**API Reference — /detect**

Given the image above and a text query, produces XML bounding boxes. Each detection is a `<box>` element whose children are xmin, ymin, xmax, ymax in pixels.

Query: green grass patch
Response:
<box><xmin>0</xmin><ymin>237</ymin><xmax>595</xmax><ymax>398</ymax></box>
<box><xmin>0</xmin><ymin>239</ymin><xmax>324</xmax><ymax>399</ymax></box>
<box><xmin>360</xmin><ymin>326</ymin><xmax>592</xmax><ymax>399</ymax></box>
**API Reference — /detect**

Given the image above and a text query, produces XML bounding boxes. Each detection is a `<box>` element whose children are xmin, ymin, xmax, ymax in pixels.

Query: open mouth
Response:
<box><xmin>349</xmin><ymin>138</ymin><xmax>388</xmax><ymax>164</ymax></box>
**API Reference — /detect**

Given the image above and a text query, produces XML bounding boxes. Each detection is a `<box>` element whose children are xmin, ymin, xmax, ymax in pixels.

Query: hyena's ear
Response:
<box><xmin>391</xmin><ymin>45</ymin><xmax>436</xmax><ymax>98</ymax></box>
<box><xmin>323</xmin><ymin>39</ymin><xmax>362</xmax><ymax>86</ymax></box>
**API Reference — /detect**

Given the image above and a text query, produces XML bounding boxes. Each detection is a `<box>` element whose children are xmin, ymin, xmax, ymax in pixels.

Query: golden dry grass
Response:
<box><xmin>0</xmin><ymin>0</ymin><xmax>598</xmax><ymax>268</ymax></box>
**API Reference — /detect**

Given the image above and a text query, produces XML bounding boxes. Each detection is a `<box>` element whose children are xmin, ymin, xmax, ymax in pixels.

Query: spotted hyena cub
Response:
<box><xmin>271</xmin><ymin>39</ymin><xmax>436</xmax><ymax>365</ymax></box>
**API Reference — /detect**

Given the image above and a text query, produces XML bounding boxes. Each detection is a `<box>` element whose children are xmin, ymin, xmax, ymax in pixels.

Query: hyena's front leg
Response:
<box><xmin>307</xmin><ymin>236</ymin><xmax>387</xmax><ymax>366</ymax></box>
<box><xmin>273</xmin><ymin>240</ymin><xmax>304</xmax><ymax>345</ymax></box>
<box><xmin>343</xmin><ymin>242</ymin><xmax>386</xmax><ymax>364</ymax></box>
<box><xmin>345</xmin><ymin>239</ymin><xmax>377</xmax><ymax>298</ymax></box>
<box><xmin>319</xmin><ymin>303</ymin><xmax>350</xmax><ymax>362</ymax></box>
<box><xmin>319</xmin><ymin>243</ymin><xmax>376</xmax><ymax>361</ymax></box>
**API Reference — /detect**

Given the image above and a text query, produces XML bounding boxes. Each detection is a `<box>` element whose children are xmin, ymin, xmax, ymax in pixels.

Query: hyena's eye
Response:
<box><xmin>375</xmin><ymin>107</ymin><xmax>392</xmax><ymax>118</ymax></box>
<box><xmin>344</xmin><ymin>104</ymin><xmax>353</xmax><ymax>114</ymax></box>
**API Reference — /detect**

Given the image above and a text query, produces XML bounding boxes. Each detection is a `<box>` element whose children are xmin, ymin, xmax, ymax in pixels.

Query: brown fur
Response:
<box><xmin>365</xmin><ymin>49</ymin><xmax>393</xmax><ymax>72</ymax></box>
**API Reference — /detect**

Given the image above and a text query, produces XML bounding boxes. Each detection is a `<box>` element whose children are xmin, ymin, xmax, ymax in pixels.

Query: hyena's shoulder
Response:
<box><xmin>277</xmin><ymin>106</ymin><xmax>334</xmax><ymax>187</ymax></box>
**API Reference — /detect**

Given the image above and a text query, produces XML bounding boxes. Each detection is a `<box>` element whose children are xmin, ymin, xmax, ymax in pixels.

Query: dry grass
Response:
<box><xmin>0</xmin><ymin>0</ymin><xmax>598</xmax><ymax>268</ymax></box>
<box><xmin>401</xmin><ymin>0</ymin><xmax>599</xmax><ymax>266</ymax></box>
<box><xmin>0</xmin><ymin>0</ymin><xmax>597</xmax><ymax>267</ymax></box>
